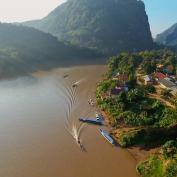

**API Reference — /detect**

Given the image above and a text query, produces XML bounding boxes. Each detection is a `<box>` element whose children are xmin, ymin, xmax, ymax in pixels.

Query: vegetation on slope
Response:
<box><xmin>0</xmin><ymin>23</ymin><xmax>99</xmax><ymax>78</ymax></box>
<box><xmin>24</xmin><ymin>0</ymin><xmax>153</xmax><ymax>55</ymax></box>
<box><xmin>137</xmin><ymin>140</ymin><xmax>177</xmax><ymax>177</ymax></box>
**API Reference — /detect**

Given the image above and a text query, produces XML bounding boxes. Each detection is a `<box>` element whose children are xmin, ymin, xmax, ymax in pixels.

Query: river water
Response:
<box><xmin>0</xmin><ymin>65</ymin><xmax>138</xmax><ymax>177</ymax></box>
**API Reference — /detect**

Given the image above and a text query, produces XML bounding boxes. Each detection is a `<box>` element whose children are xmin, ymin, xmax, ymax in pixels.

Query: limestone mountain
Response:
<box><xmin>24</xmin><ymin>0</ymin><xmax>153</xmax><ymax>55</ymax></box>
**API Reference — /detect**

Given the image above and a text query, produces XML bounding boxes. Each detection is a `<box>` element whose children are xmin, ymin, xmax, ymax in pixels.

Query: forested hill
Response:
<box><xmin>0</xmin><ymin>23</ymin><xmax>98</xmax><ymax>78</ymax></box>
<box><xmin>156</xmin><ymin>23</ymin><xmax>177</xmax><ymax>46</ymax></box>
<box><xmin>23</xmin><ymin>0</ymin><xmax>153</xmax><ymax>55</ymax></box>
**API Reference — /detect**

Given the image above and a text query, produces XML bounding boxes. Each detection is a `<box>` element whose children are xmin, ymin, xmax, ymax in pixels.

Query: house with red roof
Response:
<box><xmin>155</xmin><ymin>72</ymin><xmax>166</xmax><ymax>80</ymax></box>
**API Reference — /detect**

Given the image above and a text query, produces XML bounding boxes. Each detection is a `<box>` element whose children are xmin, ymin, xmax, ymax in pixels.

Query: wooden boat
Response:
<box><xmin>79</xmin><ymin>117</ymin><xmax>103</xmax><ymax>125</ymax></box>
<box><xmin>100</xmin><ymin>129</ymin><xmax>115</xmax><ymax>145</ymax></box>
<box><xmin>72</xmin><ymin>81</ymin><xmax>79</xmax><ymax>88</ymax></box>
<box><xmin>96</xmin><ymin>113</ymin><xmax>104</xmax><ymax>120</ymax></box>
<box><xmin>63</xmin><ymin>74</ymin><xmax>69</xmax><ymax>78</ymax></box>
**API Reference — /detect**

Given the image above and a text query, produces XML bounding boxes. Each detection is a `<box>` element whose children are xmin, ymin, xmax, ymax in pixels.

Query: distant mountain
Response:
<box><xmin>156</xmin><ymin>23</ymin><xmax>177</xmax><ymax>46</ymax></box>
<box><xmin>23</xmin><ymin>0</ymin><xmax>153</xmax><ymax>55</ymax></box>
<box><xmin>0</xmin><ymin>23</ymin><xmax>98</xmax><ymax>78</ymax></box>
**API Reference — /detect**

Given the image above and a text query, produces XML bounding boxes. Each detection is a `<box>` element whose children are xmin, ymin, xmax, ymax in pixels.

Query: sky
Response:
<box><xmin>143</xmin><ymin>0</ymin><xmax>177</xmax><ymax>36</ymax></box>
<box><xmin>0</xmin><ymin>0</ymin><xmax>177</xmax><ymax>37</ymax></box>
<box><xmin>0</xmin><ymin>0</ymin><xmax>66</xmax><ymax>22</ymax></box>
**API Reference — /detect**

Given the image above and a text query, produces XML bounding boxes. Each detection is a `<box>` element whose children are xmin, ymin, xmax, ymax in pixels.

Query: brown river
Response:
<box><xmin>0</xmin><ymin>65</ymin><xmax>138</xmax><ymax>177</ymax></box>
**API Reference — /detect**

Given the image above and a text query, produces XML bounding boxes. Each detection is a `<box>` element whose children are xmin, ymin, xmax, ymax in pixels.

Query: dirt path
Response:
<box><xmin>149</xmin><ymin>93</ymin><xmax>175</xmax><ymax>108</ymax></box>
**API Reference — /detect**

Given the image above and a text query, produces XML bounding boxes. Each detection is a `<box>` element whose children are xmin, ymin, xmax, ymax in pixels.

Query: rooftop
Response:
<box><xmin>158</xmin><ymin>78</ymin><xmax>176</xmax><ymax>89</ymax></box>
<box><xmin>144</xmin><ymin>75</ymin><xmax>152</xmax><ymax>82</ymax></box>
<box><xmin>155</xmin><ymin>72</ymin><xmax>166</xmax><ymax>79</ymax></box>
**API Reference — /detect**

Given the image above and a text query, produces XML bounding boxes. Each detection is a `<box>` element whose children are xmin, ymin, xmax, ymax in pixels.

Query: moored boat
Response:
<box><xmin>100</xmin><ymin>129</ymin><xmax>115</xmax><ymax>145</ymax></box>
<box><xmin>79</xmin><ymin>117</ymin><xmax>103</xmax><ymax>125</ymax></box>
<box><xmin>96</xmin><ymin>113</ymin><xmax>104</xmax><ymax>120</ymax></box>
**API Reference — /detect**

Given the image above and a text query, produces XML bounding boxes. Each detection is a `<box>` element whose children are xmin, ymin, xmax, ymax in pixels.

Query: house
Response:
<box><xmin>144</xmin><ymin>75</ymin><xmax>153</xmax><ymax>85</ymax></box>
<box><xmin>158</xmin><ymin>78</ymin><xmax>176</xmax><ymax>90</ymax></box>
<box><xmin>111</xmin><ymin>87</ymin><xmax>124</xmax><ymax>95</ymax></box>
<box><xmin>110</xmin><ymin>84</ymin><xmax>129</xmax><ymax>95</ymax></box>
<box><xmin>163</xmin><ymin>65</ymin><xmax>174</xmax><ymax>74</ymax></box>
<box><xmin>113</xmin><ymin>73</ymin><xmax>128</xmax><ymax>83</ymax></box>
<box><xmin>155</xmin><ymin>72</ymin><xmax>167</xmax><ymax>80</ymax></box>
<box><xmin>112</xmin><ymin>72</ymin><xmax>120</xmax><ymax>81</ymax></box>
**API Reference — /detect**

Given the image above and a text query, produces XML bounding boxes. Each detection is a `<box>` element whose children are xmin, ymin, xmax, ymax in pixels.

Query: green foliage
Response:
<box><xmin>115</xmin><ymin>92</ymin><xmax>127</xmax><ymax>104</ymax></box>
<box><xmin>137</xmin><ymin>140</ymin><xmax>177</xmax><ymax>177</ymax></box>
<box><xmin>0</xmin><ymin>23</ymin><xmax>98</xmax><ymax>78</ymax></box>
<box><xmin>119</xmin><ymin>129</ymin><xmax>146</xmax><ymax>147</ymax></box>
<box><xmin>144</xmin><ymin>84</ymin><xmax>156</xmax><ymax>93</ymax></box>
<box><xmin>141</xmin><ymin>59</ymin><xmax>156</xmax><ymax>74</ymax></box>
<box><xmin>165</xmin><ymin>160</ymin><xmax>177</xmax><ymax>177</ymax></box>
<box><xmin>137</xmin><ymin>156</ymin><xmax>164</xmax><ymax>177</ymax></box>
<box><xmin>127</xmin><ymin>88</ymin><xmax>145</xmax><ymax>102</ymax></box>
<box><xmin>159</xmin><ymin>108</ymin><xmax>177</xmax><ymax>127</ymax></box>
<box><xmin>97</xmin><ymin>80</ymin><xmax>112</xmax><ymax>94</ymax></box>
<box><xmin>162</xmin><ymin>140</ymin><xmax>177</xmax><ymax>158</ymax></box>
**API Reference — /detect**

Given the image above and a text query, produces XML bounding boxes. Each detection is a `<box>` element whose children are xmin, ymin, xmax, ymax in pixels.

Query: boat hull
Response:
<box><xmin>79</xmin><ymin>118</ymin><xmax>103</xmax><ymax>125</ymax></box>
<box><xmin>100</xmin><ymin>129</ymin><xmax>115</xmax><ymax>145</ymax></box>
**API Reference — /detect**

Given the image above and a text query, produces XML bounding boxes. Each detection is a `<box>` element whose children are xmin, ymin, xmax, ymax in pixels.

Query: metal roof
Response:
<box><xmin>158</xmin><ymin>79</ymin><xmax>176</xmax><ymax>88</ymax></box>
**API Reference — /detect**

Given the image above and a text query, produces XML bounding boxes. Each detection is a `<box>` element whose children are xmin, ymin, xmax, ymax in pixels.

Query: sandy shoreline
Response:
<box><xmin>100</xmin><ymin>109</ymin><xmax>159</xmax><ymax>164</ymax></box>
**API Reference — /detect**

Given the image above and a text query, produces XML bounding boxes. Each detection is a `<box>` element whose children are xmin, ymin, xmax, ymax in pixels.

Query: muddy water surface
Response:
<box><xmin>0</xmin><ymin>65</ymin><xmax>138</xmax><ymax>177</ymax></box>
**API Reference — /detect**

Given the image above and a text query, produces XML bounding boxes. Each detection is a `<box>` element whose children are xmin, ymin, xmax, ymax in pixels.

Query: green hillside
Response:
<box><xmin>0</xmin><ymin>23</ymin><xmax>98</xmax><ymax>78</ymax></box>
<box><xmin>24</xmin><ymin>0</ymin><xmax>153</xmax><ymax>55</ymax></box>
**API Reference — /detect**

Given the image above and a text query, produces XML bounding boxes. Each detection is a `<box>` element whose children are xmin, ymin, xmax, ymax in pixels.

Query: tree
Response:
<box><xmin>115</xmin><ymin>92</ymin><xmax>127</xmax><ymax>104</ymax></box>
<box><xmin>144</xmin><ymin>85</ymin><xmax>156</xmax><ymax>93</ymax></box>
<box><xmin>127</xmin><ymin>89</ymin><xmax>138</xmax><ymax>102</ymax></box>
<box><xmin>127</xmin><ymin>88</ymin><xmax>143</xmax><ymax>102</ymax></box>
<box><xmin>98</xmin><ymin>80</ymin><xmax>111</xmax><ymax>93</ymax></box>
<box><xmin>161</xmin><ymin>89</ymin><xmax>172</xmax><ymax>99</ymax></box>
<box><xmin>162</xmin><ymin>140</ymin><xmax>177</xmax><ymax>158</ymax></box>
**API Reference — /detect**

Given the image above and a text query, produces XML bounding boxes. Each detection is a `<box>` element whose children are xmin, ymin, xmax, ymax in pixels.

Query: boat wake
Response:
<box><xmin>57</xmin><ymin>77</ymin><xmax>87</xmax><ymax>151</ymax></box>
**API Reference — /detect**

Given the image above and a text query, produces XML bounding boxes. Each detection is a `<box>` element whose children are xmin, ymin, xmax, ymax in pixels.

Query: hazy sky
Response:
<box><xmin>0</xmin><ymin>0</ymin><xmax>66</xmax><ymax>22</ymax></box>
<box><xmin>0</xmin><ymin>0</ymin><xmax>177</xmax><ymax>36</ymax></box>
<box><xmin>143</xmin><ymin>0</ymin><xmax>177</xmax><ymax>36</ymax></box>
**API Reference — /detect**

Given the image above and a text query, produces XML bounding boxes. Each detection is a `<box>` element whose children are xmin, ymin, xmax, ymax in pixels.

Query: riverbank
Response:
<box><xmin>96</xmin><ymin>50</ymin><xmax>177</xmax><ymax>176</ymax></box>
<box><xmin>99</xmin><ymin>109</ymin><xmax>159</xmax><ymax>163</ymax></box>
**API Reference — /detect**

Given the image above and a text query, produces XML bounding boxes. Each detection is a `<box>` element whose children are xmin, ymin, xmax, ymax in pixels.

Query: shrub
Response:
<box><xmin>165</xmin><ymin>160</ymin><xmax>177</xmax><ymax>177</ymax></box>
<box><xmin>137</xmin><ymin>156</ymin><xmax>164</xmax><ymax>177</ymax></box>
<box><xmin>144</xmin><ymin>84</ymin><xmax>156</xmax><ymax>93</ymax></box>
<box><xmin>119</xmin><ymin>129</ymin><xmax>145</xmax><ymax>147</ymax></box>
<box><xmin>162</xmin><ymin>140</ymin><xmax>177</xmax><ymax>158</ymax></box>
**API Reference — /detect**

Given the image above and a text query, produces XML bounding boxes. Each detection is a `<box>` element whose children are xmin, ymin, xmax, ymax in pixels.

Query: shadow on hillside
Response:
<box><xmin>128</xmin><ymin>124</ymin><xmax>177</xmax><ymax>151</ymax></box>
<box><xmin>1</xmin><ymin>57</ymin><xmax>107</xmax><ymax>80</ymax></box>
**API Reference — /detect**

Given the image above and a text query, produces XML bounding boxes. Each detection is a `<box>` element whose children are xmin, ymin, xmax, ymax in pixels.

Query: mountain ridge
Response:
<box><xmin>156</xmin><ymin>23</ymin><xmax>177</xmax><ymax>46</ymax></box>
